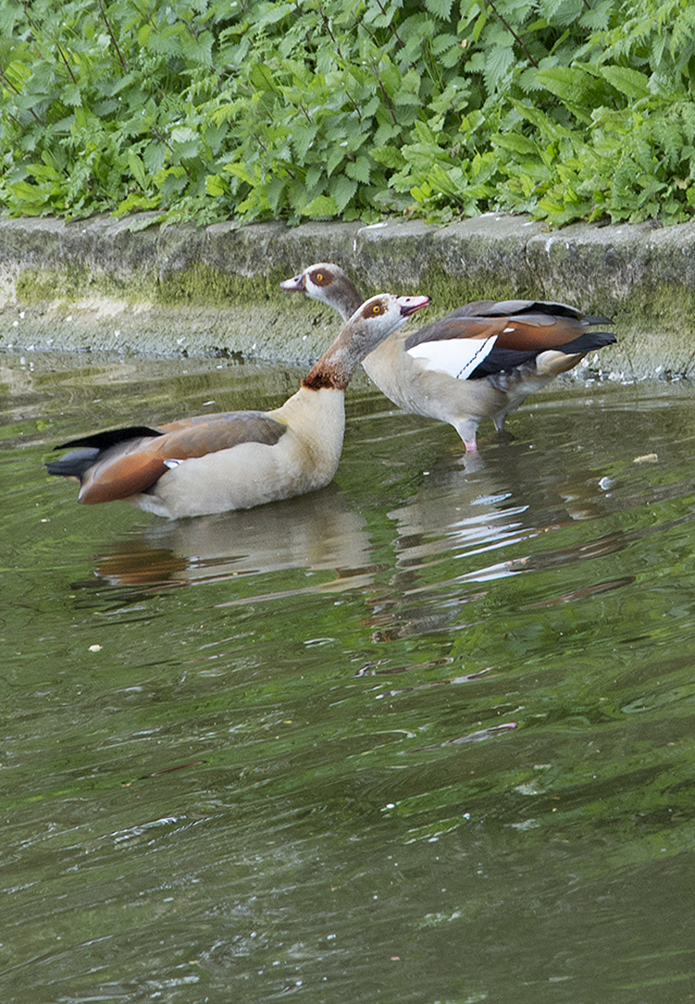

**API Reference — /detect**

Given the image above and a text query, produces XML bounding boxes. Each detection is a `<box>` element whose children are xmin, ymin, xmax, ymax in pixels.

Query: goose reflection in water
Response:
<box><xmin>366</xmin><ymin>440</ymin><xmax>632</xmax><ymax>642</ymax></box>
<box><xmin>80</xmin><ymin>484</ymin><xmax>375</xmax><ymax>596</ymax></box>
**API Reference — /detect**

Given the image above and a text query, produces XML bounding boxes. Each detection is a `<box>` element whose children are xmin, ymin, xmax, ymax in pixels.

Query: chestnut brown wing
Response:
<box><xmin>58</xmin><ymin>412</ymin><xmax>288</xmax><ymax>505</ymax></box>
<box><xmin>404</xmin><ymin>310</ymin><xmax>595</xmax><ymax>353</ymax></box>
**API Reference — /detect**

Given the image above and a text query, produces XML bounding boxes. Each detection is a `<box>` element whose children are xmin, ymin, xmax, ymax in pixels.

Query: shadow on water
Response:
<box><xmin>3</xmin><ymin>349</ymin><xmax>695</xmax><ymax>1002</ymax></box>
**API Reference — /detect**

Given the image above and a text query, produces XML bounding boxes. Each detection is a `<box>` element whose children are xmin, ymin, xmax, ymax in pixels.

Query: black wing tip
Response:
<box><xmin>583</xmin><ymin>314</ymin><xmax>615</xmax><ymax>326</ymax></box>
<box><xmin>53</xmin><ymin>425</ymin><xmax>163</xmax><ymax>451</ymax></box>
<box><xmin>46</xmin><ymin>447</ymin><xmax>100</xmax><ymax>479</ymax></box>
<box><xmin>556</xmin><ymin>330</ymin><xmax>617</xmax><ymax>354</ymax></box>
<box><xmin>586</xmin><ymin>330</ymin><xmax>617</xmax><ymax>346</ymax></box>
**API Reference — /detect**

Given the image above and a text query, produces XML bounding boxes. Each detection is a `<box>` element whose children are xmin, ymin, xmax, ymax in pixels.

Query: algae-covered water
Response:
<box><xmin>3</xmin><ymin>348</ymin><xmax>695</xmax><ymax>1003</ymax></box>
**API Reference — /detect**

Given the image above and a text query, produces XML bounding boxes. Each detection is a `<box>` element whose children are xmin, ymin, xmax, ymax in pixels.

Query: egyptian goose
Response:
<box><xmin>281</xmin><ymin>264</ymin><xmax>616</xmax><ymax>454</ymax></box>
<box><xmin>46</xmin><ymin>292</ymin><xmax>430</xmax><ymax>518</ymax></box>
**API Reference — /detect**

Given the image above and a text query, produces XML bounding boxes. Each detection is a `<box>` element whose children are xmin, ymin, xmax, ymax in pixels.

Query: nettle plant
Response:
<box><xmin>0</xmin><ymin>0</ymin><xmax>694</xmax><ymax>227</ymax></box>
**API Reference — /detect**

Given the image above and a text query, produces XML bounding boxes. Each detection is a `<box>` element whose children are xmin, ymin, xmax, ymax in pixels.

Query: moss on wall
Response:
<box><xmin>416</xmin><ymin>266</ymin><xmax>538</xmax><ymax>315</ymax></box>
<box><xmin>14</xmin><ymin>261</ymin><xmax>300</xmax><ymax>312</ymax></box>
<box><xmin>615</xmin><ymin>280</ymin><xmax>695</xmax><ymax>337</ymax></box>
<box><xmin>15</xmin><ymin>264</ymin><xmax>157</xmax><ymax>306</ymax></box>
<box><xmin>156</xmin><ymin>263</ymin><xmax>289</xmax><ymax>308</ymax></box>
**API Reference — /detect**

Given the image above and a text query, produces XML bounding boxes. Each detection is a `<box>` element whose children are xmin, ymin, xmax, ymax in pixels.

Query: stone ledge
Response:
<box><xmin>1</xmin><ymin>213</ymin><xmax>694</xmax><ymax>376</ymax></box>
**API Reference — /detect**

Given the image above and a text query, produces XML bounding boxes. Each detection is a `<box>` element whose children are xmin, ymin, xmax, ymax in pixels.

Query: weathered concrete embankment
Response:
<box><xmin>2</xmin><ymin>213</ymin><xmax>695</xmax><ymax>376</ymax></box>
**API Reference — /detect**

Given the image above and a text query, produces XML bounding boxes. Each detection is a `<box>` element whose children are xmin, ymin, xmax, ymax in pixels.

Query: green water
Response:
<box><xmin>2</xmin><ymin>349</ymin><xmax>695</xmax><ymax>1003</ymax></box>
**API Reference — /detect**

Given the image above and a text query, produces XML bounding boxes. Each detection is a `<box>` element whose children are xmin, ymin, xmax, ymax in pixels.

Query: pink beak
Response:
<box><xmin>397</xmin><ymin>295</ymin><xmax>431</xmax><ymax>317</ymax></box>
<box><xmin>280</xmin><ymin>274</ymin><xmax>306</xmax><ymax>292</ymax></box>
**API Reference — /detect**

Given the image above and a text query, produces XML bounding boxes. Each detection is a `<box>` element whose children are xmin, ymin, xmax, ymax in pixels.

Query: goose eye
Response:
<box><xmin>315</xmin><ymin>273</ymin><xmax>323</xmax><ymax>282</ymax></box>
<box><xmin>372</xmin><ymin>304</ymin><xmax>381</xmax><ymax>314</ymax></box>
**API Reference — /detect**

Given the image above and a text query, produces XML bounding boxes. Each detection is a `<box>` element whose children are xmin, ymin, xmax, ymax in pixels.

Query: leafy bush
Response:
<box><xmin>1</xmin><ymin>0</ymin><xmax>694</xmax><ymax>227</ymax></box>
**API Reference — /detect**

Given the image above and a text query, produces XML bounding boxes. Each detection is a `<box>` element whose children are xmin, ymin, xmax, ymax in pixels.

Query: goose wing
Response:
<box><xmin>404</xmin><ymin>302</ymin><xmax>614</xmax><ymax>379</ymax></box>
<box><xmin>49</xmin><ymin>412</ymin><xmax>288</xmax><ymax>504</ymax></box>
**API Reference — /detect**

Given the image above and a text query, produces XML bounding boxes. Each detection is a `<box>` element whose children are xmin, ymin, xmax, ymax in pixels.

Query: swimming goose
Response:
<box><xmin>46</xmin><ymin>292</ymin><xmax>430</xmax><ymax>518</ymax></box>
<box><xmin>281</xmin><ymin>263</ymin><xmax>616</xmax><ymax>454</ymax></box>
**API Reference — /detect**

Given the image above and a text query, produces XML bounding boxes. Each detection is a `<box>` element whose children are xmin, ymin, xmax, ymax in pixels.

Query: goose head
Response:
<box><xmin>281</xmin><ymin>263</ymin><xmax>361</xmax><ymax>320</ymax></box>
<box><xmin>305</xmin><ymin>292</ymin><xmax>430</xmax><ymax>390</ymax></box>
<box><xmin>338</xmin><ymin>292</ymin><xmax>431</xmax><ymax>360</ymax></box>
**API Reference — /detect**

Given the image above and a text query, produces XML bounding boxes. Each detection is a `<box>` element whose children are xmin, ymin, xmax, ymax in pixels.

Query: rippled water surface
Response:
<box><xmin>3</xmin><ymin>347</ymin><xmax>695</xmax><ymax>1003</ymax></box>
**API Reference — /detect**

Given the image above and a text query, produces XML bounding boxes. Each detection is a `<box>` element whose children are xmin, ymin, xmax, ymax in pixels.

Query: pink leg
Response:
<box><xmin>453</xmin><ymin>417</ymin><xmax>479</xmax><ymax>453</ymax></box>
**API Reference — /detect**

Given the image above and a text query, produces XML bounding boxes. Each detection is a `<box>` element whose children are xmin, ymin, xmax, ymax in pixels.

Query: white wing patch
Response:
<box><xmin>407</xmin><ymin>335</ymin><xmax>498</xmax><ymax>380</ymax></box>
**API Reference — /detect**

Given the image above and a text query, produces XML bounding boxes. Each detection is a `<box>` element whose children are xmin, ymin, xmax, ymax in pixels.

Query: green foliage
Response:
<box><xmin>0</xmin><ymin>0</ymin><xmax>694</xmax><ymax>227</ymax></box>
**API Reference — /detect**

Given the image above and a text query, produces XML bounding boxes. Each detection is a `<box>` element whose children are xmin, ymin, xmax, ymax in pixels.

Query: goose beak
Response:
<box><xmin>397</xmin><ymin>295</ymin><xmax>431</xmax><ymax>317</ymax></box>
<box><xmin>280</xmin><ymin>273</ymin><xmax>306</xmax><ymax>292</ymax></box>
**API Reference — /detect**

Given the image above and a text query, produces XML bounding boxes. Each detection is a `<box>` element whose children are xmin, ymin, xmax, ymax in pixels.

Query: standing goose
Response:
<box><xmin>46</xmin><ymin>292</ymin><xmax>430</xmax><ymax>518</ymax></box>
<box><xmin>281</xmin><ymin>263</ymin><xmax>616</xmax><ymax>454</ymax></box>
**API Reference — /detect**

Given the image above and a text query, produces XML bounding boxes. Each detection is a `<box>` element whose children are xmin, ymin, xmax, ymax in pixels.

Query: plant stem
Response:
<box><xmin>374</xmin><ymin>0</ymin><xmax>403</xmax><ymax>47</ymax></box>
<box><xmin>0</xmin><ymin>65</ymin><xmax>21</xmax><ymax>95</ymax></box>
<box><xmin>0</xmin><ymin>65</ymin><xmax>44</xmax><ymax>125</ymax></box>
<box><xmin>97</xmin><ymin>0</ymin><xmax>127</xmax><ymax>73</ymax></box>
<box><xmin>56</xmin><ymin>42</ymin><xmax>78</xmax><ymax>85</ymax></box>
<box><xmin>318</xmin><ymin>4</ymin><xmax>342</xmax><ymax>59</ymax></box>
<box><xmin>359</xmin><ymin>27</ymin><xmax>399</xmax><ymax>126</ymax></box>
<box><xmin>375</xmin><ymin>73</ymin><xmax>398</xmax><ymax>126</ymax></box>
<box><xmin>150</xmin><ymin>127</ymin><xmax>173</xmax><ymax>152</ymax></box>
<box><xmin>486</xmin><ymin>0</ymin><xmax>538</xmax><ymax>68</ymax></box>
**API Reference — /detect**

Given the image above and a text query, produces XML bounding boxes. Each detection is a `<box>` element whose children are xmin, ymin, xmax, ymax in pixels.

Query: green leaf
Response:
<box><xmin>600</xmin><ymin>65</ymin><xmax>651</xmax><ymax>100</ymax></box>
<box><xmin>143</xmin><ymin>142</ymin><xmax>168</xmax><ymax>175</ymax></box>
<box><xmin>423</xmin><ymin>0</ymin><xmax>455</xmax><ymax>19</ymax></box>
<box><xmin>224</xmin><ymin>162</ymin><xmax>257</xmax><ymax>186</ymax></box>
<box><xmin>329</xmin><ymin>173</ymin><xmax>357</xmax><ymax>213</ymax></box>
<box><xmin>325</xmin><ymin>145</ymin><xmax>347</xmax><ymax>178</ymax></box>
<box><xmin>493</xmin><ymin>132</ymin><xmax>540</xmax><ymax>156</ymax></box>
<box><xmin>170</xmin><ymin>127</ymin><xmax>199</xmax><ymax>146</ymax></box>
<box><xmin>301</xmin><ymin>194</ymin><xmax>337</xmax><ymax>218</ymax></box>
<box><xmin>305</xmin><ymin>164</ymin><xmax>323</xmax><ymax>193</ymax></box>
<box><xmin>252</xmin><ymin>3</ymin><xmax>294</xmax><ymax>27</ymax></box>
<box><xmin>534</xmin><ymin>65</ymin><xmax>608</xmax><ymax>122</ymax></box>
<box><xmin>535</xmin><ymin>65</ymin><xmax>594</xmax><ymax>105</ymax></box>
<box><xmin>115</xmin><ymin>192</ymin><xmax>161</xmax><ymax>216</ymax></box>
<box><xmin>393</xmin><ymin>68</ymin><xmax>422</xmax><ymax>106</ymax></box>
<box><xmin>266</xmin><ymin>175</ymin><xmax>287</xmax><ymax>213</ymax></box>
<box><xmin>291</xmin><ymin>124</ymin><xmax>318</xmax><ymax>162</ymax></box>
<box><xmin>471</xmin><ymin>11</ymin><xmax>487</xmax><ymax>43</ymax></box>
<box><xmin>250</xmin><ymin>63</ymin><xmax>279</xmax><ymax>93</ymax></box>
<box><xmin>61</xmin><ymin>85</ymin><xmax>82</xmax><ymax>108</ymax></box>
<box><xmin>205</xmin><ymin>173</ymin><xmax>226</xmax><ymax>197</ymax></box>
<box><xmin>370</xmin><ymin>145</ymin><xmax>405</xmax><ymax>169</ymax></box>
<box><xmin>483</xmin><ymin>44</ymin><xmax>515</xmax><ymax>93</ymax></box>
<box><xmin>128</xmin><ymin>152</ymin><xmax>148</xmax><ymax>189</ymax></box>
<box><xmin>345</xmin><ymin>156</ymin><xmax>371</xmax><ymax>183</ymax></box>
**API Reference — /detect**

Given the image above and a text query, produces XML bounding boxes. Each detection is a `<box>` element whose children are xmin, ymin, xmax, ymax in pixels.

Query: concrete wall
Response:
<box><xmin>2</xmin><ymin>213</ymin><xmax>695</xmax><ymax>376</ymax></box>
